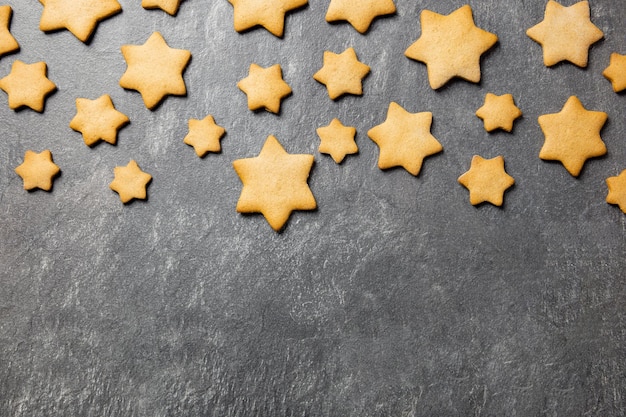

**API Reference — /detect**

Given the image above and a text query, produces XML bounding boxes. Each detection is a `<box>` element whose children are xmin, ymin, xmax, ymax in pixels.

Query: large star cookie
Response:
<box><xmin>603</xmin><ymin>53</ymin><xmax>626</xmax><ymax>93</ymax></box>
<box><xmin>458</xmin><ymin>155</ymin><xmax>515</xmax><ymax>206</ymax></box>
<box><xmin>142</xmin><ymin>0</ymin><xmax>181</xmax><ymax>16</ymax></box>
<box><xmin>325</xmin><ymin>0</ymin><xmax>396</xmax><ymax>34</ymax></box>
<box><xmin>233</xmin><ymin>135</ymin><xmax>316</xmax><ymax>231</ymax></box>
<box><xmin>367</xmin><ymin>102</ymin><xmax>442</xmax><ymax>176</ymax></box>
<box><xmin>475</xmin><ymin>93</ymin><xmax>522</xmax><ymax>133</ymax></box>
<box><xmin>313</xmin><ymin>47</ymin><xmax>370</xmax><ymax>100</ymax></box>
<box><xmin>183</xmin><ymin>115</ymin><xmax>226</xmax><ymax>157</ymax></box>
<box><xmin>15</xmin><ymin>150</ymin><xmax>60</xmax><ymax>191</ymax></box>
<box><xmin>120</xmin><ymin>32</ymin><xmax>191</xmax><ymax>110</ymax></box>
<box><xmin>538</xmin><ymin>96</ymin><xmax>607</xmax><ymax>177</ymax></box>
<box><xmin>526</xmin><ymin>0</ymin><xmax>603</xmax><ymax>68</ymax></box>
<box><xmin>0</xmin><ymin>6</ymin><xmax>19</xmax><ymax>57</ymax></box>
<box><xmin>109</xmin><ymin>160</ymin><xmax>152</xmax><ymax>203</ymax></box>
<box><xmin>70</xmin><ymin>94</ymin><xmax>129</xmax><ymax>146</ymax></box>
<box><xmin>38</xmin><ymin>0</ymin><xmax>122</xmax><ymax>43</ymax></box>
<box><xmin>316</xmin><ymin>118</ymin><xmax>358</xmax><ymax>163</ymax></box>
<box><xmin>0</xmin><ymin>60</ymin><xmax>56</xmax><ymax>112</ymax></box>
<box><xmin>227</xmin><ymin>0</ymin><xmax>307</xmax><ymax>37</ymax></box>
<box><xmin>237</xmin><ymin>64</ymin><xmax>292</xmax><ymax>114</ymax></box>
<box><xmin>606</xmin><ymin>170</ymin><xmax>626</xmax><ymax>214</ymax></box>
<box><xmin>405</xmin><ymin>5</ymin><xmax>497</xmax><ymax>89</ymax></box>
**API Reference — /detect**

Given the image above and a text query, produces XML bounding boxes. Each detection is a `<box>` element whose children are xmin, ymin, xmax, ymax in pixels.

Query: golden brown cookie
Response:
<box><xmin>237</xmin><ymin>63</ymin><xmax>291</xmax><ymax>114</ymax></box>
<box><xmin>325</xmin><ymin>0</ymin><xmax>396</xmax><ymax>34</ymax></box>
<box><xmin>316</xmin><ymin>118</ymin><xmax>358</xmax><ymax>163</ymax></box>
<box><xmin>120</xmin><ymin>32</ymin><xmax>191</xmax><ymax>110</ymax></box>
<box><xmin>313</xmin><ymin>47</ymin><xmax>370</xmax><ymax>100</ymax></box>
<box><xmin>109</xmin><ymin>160</ymin><xmax>152</xmax><ymax>203</ymax></box>
<box><xmin>142</xmin><ymin>0</ymin><xmax>181</xmax><ymax>16</ymax></box>
<box><xmin>458</xmin><ymin>155</ymin><xmax>514</xmax><ymax>207</ymax></box>
<box><xmin>69</xmin><ymin>94</ymin><xmax>129</xmax><ymax>146</ymax></box>
<box><xmin>538</xmin><ymin>96</ymin><xmax>607</xmax><ymax>177</ymax></box>
<box><xmin>606</xmin><ymin>170</ymin><xmax>626</xmax><ymax>214</ymax></box>
<box><xmin>405</xmin><ymin>5</ymin><xmax>497</xmax><ymax>89</ymax></box>
<box><xmin>602</xmin><ymin>53</ymin><xmax>626</xmax><ymax>93</ymax></box>
<box><xmin>475</xmin><ymin>93</ymin><xmax>522</xmax><ymax>133</ymax></box>
<box><xmin>233</xmin><ymin>135</ymin><xmax>316</xmax><ymax>231</ymax></box>
<box><xmin>0</xmin><ymin>60</ymin><xmax>56</xmax><ymax>112</ymax></box>
<box><xmin>15</xmin><ymin>150</ymin><xmax>60</xmax><ymax>191</ymax></box>
<box><xmin>227</xmin><ymin>0</ymin><xmax>307</xmax><ymax>37</ymax></box>
<box><xmin>0</xmin><ymin>5</ymin><xmax>19</xmax><ymax>57</ymax></box>
<box><xmin>367</xmin><ymin>102</ymin><xmax>442</xmax><ymax>176</ymax></box>
<box><xmin>526</xmin><ymin>0</ymin><xmax>602</xmax><ymax>68</ymax></box>
<box><xmin>183</xmin><ymin>115</ymin><xmax>226</xmax><ymax>157</ymax></box>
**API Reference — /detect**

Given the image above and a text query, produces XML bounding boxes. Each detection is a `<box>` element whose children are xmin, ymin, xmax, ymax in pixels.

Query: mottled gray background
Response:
<box><xmin>0</xmin><ymin>0</ymin><xmax>625</xmax><ymax>416</ymax></box>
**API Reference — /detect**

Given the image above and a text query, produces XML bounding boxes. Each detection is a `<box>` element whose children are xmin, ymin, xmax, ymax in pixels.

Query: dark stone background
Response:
<box><xmin>1</xmin><ymin>0</ymin><xmax>625</xmax><ymax>416</ymax></box>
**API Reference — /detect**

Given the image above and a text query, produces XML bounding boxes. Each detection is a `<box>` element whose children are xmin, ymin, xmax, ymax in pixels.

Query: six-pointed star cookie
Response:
<box><xmin>15</xmin><ymin>150</ymin><xmax>60</xmax><ymax>191</ymax></box>
<box><xmin>233</xmin><ymin>135</ymin><xmax>316</xmax><ymax>231</ymax></box>
<box><xmin>142</xmin><ymin>0</ymin><xmax>181</xmax><ymax>16</ymax></box>
<box><xmin>405</xmin><ymin>5</ymin><xmax>498</xmax><ymax>90</ymax></box>
<box><xmin>237</xmin><ymin>64</ymin><xmax>292</xmax><ymax>114</ymax></box>
<box><xmin>526</xmin><ymin>0</ymin><xmax>603</xmax><ymax>68</ymax></box>
<box><xmin>367</xmin><ymin>102</ymin><xmax>442</xmax><ymax>176</ymax></box>
<box><xmin>183</xmin><ymin>115</ymin><xmax>226</xmax><ymax>157</ymax></box>
<box><xmin>325</xmin><ymin>0</ymin><xmax>396</xmax><ymax>34</ymax></box>
<box><xmin>38</xmin><ymin>0</ymin><xmax>122</xmax><ymax>43</ymax></box>
<box><xmin>313</xmin><ymin>47</ymin><xmax>370</xmax><ymax>100</ymax></box>
<box><xmin>458</xmin><ymin>155</ymin><xmax>514</xmax><ymax>206</ymax></box>
<box><xmin>120</xmin><ymin>32</ymin><xmax>191</xmax><ymax>110</ymax></box>
<box><xmin>316</xmin><ymin>118</ymin><xmax>358</xmax><ymax>163</ymax></box>
<box><xmin>476</xmin><ymin>93</ymin><xmax>522</xmax><ymax>133</ymax></box>
<box><xmin>70</xmin><ymin>94</ymin><xmax>129</xmax><ymax>146</ymax></box>
<box><xmin>109</xmin><ymin>160</ymin><xmax>152</xmax><ymax>203</ymax></box>
<box><xmin>228</xmin><ymin>0</ymin><xmax>308</xmax><ymax>37</ymax></box>
<box><xmin>603</xmin><ymin>53</ymin><xmax>626</xmax><ymax>93</ymax></box>
<box><xmin>538</xmin><ymin>96</ymin><xmax>607</xmax><ymax>177</ymax></box>
<box><xmin>606</xmin><ymin>170</ymin><xmax>626</xmax><ymax>214</ymax></box>
<box><xmin>0</xmin><ymin>6</ymin><xmax>19</xmax><ymax>57</ymax></box>
<box><xmin>0</xmin><ymin>60</ymin><xmax>56</xmax><ymax>112</ymax></box>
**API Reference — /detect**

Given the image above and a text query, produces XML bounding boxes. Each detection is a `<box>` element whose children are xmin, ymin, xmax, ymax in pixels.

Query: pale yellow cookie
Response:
<box><xmin>458</xmin><ymin>155</ymin><xmax>514</xmax><ymax>206</ymax></box>
<box><xmin>70</xmin><ymin>94</ymin><xmax>129</xmax><ymax>146</ymax></box>
<box><xmin>538</xmin><ymin>96</ymin><xmax>607</xmax><ymax>177</ymax></box>
<box><xmin>0</xmin><ymin>60</ymin><xmax>56</xmax><ymax>112</ymax></box>
<box><xmin>325</xmin><ymin>0</ymin><xmax>396</xmax><ymax>34</ymax></box>
<box><xmin>227</xmin><ymin>0</ymin><xmax>307</xmax><ymax>37</ymax></box>
<box><xmin>313</xmin><ymin>47</ymin><xmax>370</xmax><ymax>100</ymax></box>
<box><xmin>316</xmin><ymin>118</ymin><xmax>358</xmax><ymax>163</ymax></box>
<box><xmin>606</xmin><ymin>170</ymin><xmax>626</xmax><ymax>214</ymax></box>
<box><xmin>602</xmin><ymin>53</ymin><xmax>626</xmax><ymax>93</ymax></box>
<box><xmin>120</xmin><ymin>32</ymin><xmax>191</xmax><ymax>110</ymax></box>
<box><xmin>476</xmin><ymin>93</ymin><xmax>522</xmax><ymax>133</ymax></box>
<box><xmin>15</xmin><ymin>150</ymin><xmax>60</xmax><ymax>191</ymax></box>
<box><xmin>0</xmin><ymin>6</ymin><xmax>19</xmax><ymax>57</ymax></box>
<box><xmin>109</xmin><ymin>160</ymin><xmax>152</xmax><ymax>203</ymax></box>
<box><xmin>183</xmin><ymin>115</ymin><xmax>226</xmax><ymax>157</ymax></box>
<box><xmin>142</xmin><ymin>0</ymin><xmax>181</xmax><ymax>16</ymax></box>
<box><xmin>233</xmin><ymin>135</ymin><xmax>316</xmax><ymax>231</ymax></box>
<box><xmin>237</xmin><ymin>63</ymin><xmax>291</xmax><ymax>114</ymax></box>
<box><xmin>405</xmin><ymin>5</ymin><xmax>497</xmax><ymax>89</ymax></box>
<box><xmin>526</xmin><ymin>0</ymin><xmax>602</xmax><ymax>68</ymax></box>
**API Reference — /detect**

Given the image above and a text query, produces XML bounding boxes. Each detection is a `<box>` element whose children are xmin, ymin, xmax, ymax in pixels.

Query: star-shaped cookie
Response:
<box><xmin>38</xmin><ymin>0</ymin><xmax>122</xmax><ymax>43</ymax></box>
<box><xmin>69</xmin><ymin>94</ymin><xmax>129</xmax><ymax>147</ymax></box>
<box><xmin>142</xmin><ymin>0</ymin><xmax>181</xmax><ymax>16</ymax></box>
<box><xmin>313</xmin><ymin>47</ymin><xmax>370</xmax><ymax>100</ymax></box>
<box><xmin>325</xmin><ymin>0</ymin><xmax>396</xmax><ymax>34</ymax></box>
<box><xmin>0</xmin><ymin>60</ymin><xmax>56</xmax><ymax>112</ymax></box>
<box><xmin>405</xmin><ymin>5</ymin><xmax>498</xmax><ymax>90</ymax></box>
<box><xmin>603</xmin><ymin>53</ymin><xmax>626</xmax><ymax>93</ymax></box>
<box><xmin>316</xmin><ymin>118</ymin><xmax>358</xmax><ymax>163</ymax></box>
<box><xmin>367</xmin><ymin>102</ymin><xmax>442</xmax><ymax>176</ymax></box>
<box><xmin>120</xmin><ymin>32</ymin><xmax>191</xmax><ymax>110</ymax></box>
<box><xmin>526</xmin><ymin>0</ymin><xmax>603</xmax><ymax>68</ymax></box>
<box><xmin>538</xmin><ymin>96</ymin><xmax>607</xmax><ymax>177</ymax></box>
<box><xmin>183</xmin><ymin>115</ymin><xmax>226</xmax><ymax>157</ymax></box>
<box><xmin>15</xmin><ymin>150</ymin><xmax>60</xmax><ymax>191</ymax></box>
<box><xmin>109</xmin><ymin>160</ymin><xmax>152</xmax><ymax>203</ymax></box>
<box><xmin>476</xmin><ymin>93</ymin><xmax>522</xmax><ymax>133</ymax></box>
<box><xmin>227</xmin><ymin>0</ymin><xmax>308</xmax><ymax>37</ymax></box>
<box><xmin>606</xmin><ymin>170</ymin><xmax>626</xmax><ymax>214</ymax></box>
<box><xmin>0</xmin><ymin>6</ymin><xmax>19</xmax><ymax>57</ymax></box>
<box><xmin>237</xmin><ymin>64</ymin><xmax>291</xmax><ymax>114</ymax></box>
<box><xmin>233</xmin><ymin>135</ymin><xmax>316</xmax><ymax>231</ymax></box>
<box><xmin>458</xmin><ymin>155</ymin><xmax>514</xmax><ymax>207</ymax></box>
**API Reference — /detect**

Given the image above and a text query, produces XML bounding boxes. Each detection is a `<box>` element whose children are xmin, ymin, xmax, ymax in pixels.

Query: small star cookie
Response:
<box><xmin>237</xmin><ymin>64</ymin><xmax>292</xmax><ymax>114</ymax></box>
<box><xmin>405</xmin><ymin>5</ymin><xmax>497</xmax><ymax>89</ymax></box>
<box><xmin>120</xmin><ymin>32</ymin><xmax>191</xmax><ymax>110</ymax></box>
<box><xmin>233</xmin><ymin>135</ymin><xmax>316</xmax><ymax>232</ymax></box>
<box><xmin>325</xmin><ymin>0</ymin><xmax>396</xmax><ymax>34</ymax></box>
<box><xmin>142</xmin><ymin>0</ymin><xmax>181</xmax><ymax>16</ymax></box>
<box><xmin>15</xmin><ymin>150</ymin><xmax>60</xmax><ymax>191</ymax></box>
<box><xmin>38</xmin><ymin>0</ymin><xmax>122</xmax><ymax>43</ymax></box>
<box><xmin>367</xmin><ymin>102</ymin><xmax>442</xmax><ymax>176</ymax></box>
<box><xmin>316</xmin><ymin>118</ymin><xmax>358</xmax><ymax>163</ymax></box>
<box><xmin>227</xmin><ymin>0</ymin><xmax>308</xmax><ymax>37</ymax></box>
<box><xmin>109</xmin><ymin>160</ymin><xmax>152</xmax><ymax>203</ymax></box>
<box><xmin>606</xmin><ymin>170</ymin><xmax>626</xmax><ymax>214</ymax></box>
<box><xmin>602</xmin><ymin>53</ymin><xmax>626</xmax><ymax>93</ymax></box>
<box><xmin>183</xmin><ymin>115</ymin><xmax>226</xmax><ymax>157</ymax></box>
<box><xmin>526</xmin><ymin>0</ymin><xmax>603</xmax><ymax>68</ymax></box>
<box><xmin>458</xmin><ymin>155</ymin><xmax>514</xmax><ymax>207</ymax></box>
<box><xmin>313</xmin><ymin>47</ymin><xmax>370</xmax><ymax>100</ymax></box>
<box><xmin>0</xmin><ymin>6</ymin><xmax>19</xmax><ymax>57</ymax></box>
<box><xmin>69</xmin><ymin>94</ymin><xmax>129</xmax><ymax>147</ymax></box>
<box><xmin>0</xmin><ymin>60</ymin><xmax>56</xmax><ymax>112</ymax></box>
<box><xmin>538</xmin><ymin>96</ymin><xmax>607</xmax><ymax>177</ymax></box>
<box><xmin>476</xmin><ymin>93</ymin><xmax>522</xmax><ymax>133</ymax></box>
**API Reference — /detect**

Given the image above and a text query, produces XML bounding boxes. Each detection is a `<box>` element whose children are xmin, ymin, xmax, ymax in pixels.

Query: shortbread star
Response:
<box><xmin>183</xmin><ymin>115</ymin><xmax>226</xmax><ymax>157</ymax></box>
<box><xmin>606</xmin><ymin>170</ymin><xmax>626</xmax><ymax>214</ymax></box>
<box><xmin>325</xmin><ymin>0</ymin><xmax>396</xmax><ymax>34</ymax></box>
<box><xmin>526</xmin><ymin>0</ymin><xmax>603</xmax><ymax>68</ymax></box>
<box><xmin>0</xmin><ymin>60</ymin><xmax>56</xmax><ymax>112</ymax></box>
<box><xmin>476</xmin><ymin>93</ymin><xmax>522</xmax><ymax>133</ymax></box>
<box><xmin>15</xmin><ymin>150</ymin><xmax>60</xmax><ymax>191</ymax></box>
<box><xmin>120</xmin><ymin>32</ymin><xmax>191</xmax><ymax>110</ymax></box>
<box><xmin>538</xmin><ymin>96</ymin><xmax>607</xmax><ymax>177</ymax></box>
<box><xmin>69</xmin><ymin>94</ymin><xmax>129</xmax><ymax>146</ymax></box>
<box><xmin>237</xmin><ymin>64</ymin><xmax>291</xmax><ymax>114</ymax></box>
<box><xmin>458</xmin><ymin>155</ymin><xmax>514</xmax><ymax>207</ymax></box>
<box><xmin>233</xmin><ymin>135</ymin><xmax>316</xmax><ymax>231</ymax></box>
<box><xmin>313</xmin><ymin>47</ymin><xmax>370</xmax><ymax>100</ymax></box>
<box><xmin>405</xmin><ymin>5</ymin><xmax>497</xmax><ymax>89</ymax></box>
<box><xmin>38</xmin><ymin>0</ymin><xmax>122</xmax><ymax>43</ymax></box>
<box><xmin>367</xmin><ymin>102</ymin><xmax>442</xmax><ymax>176</ymax></box>
<box><xmin>227</xmin><ymin>0</ymin><xmax>308</xmax><ymax>37</ymax></box>
<box><xmin>603</xmin><ymin>53</ymin><xmax>626</xmax><ymax>93</ymax></box>
<box><xmin>316</xmin><ymin>118</ymin><xmax>358</xmax><ymax>163</ymax></box>
<box><xmin>0</xmin><ymin>6</ymin><xmax>19</xmax><ymax>57</ymax></box>
<box><xmin>109</xmin><ymin>160</ymin><xmax>152</xmax><ymax>203</ymax></box>
<box><xmin>142</xmin><ymin>0</ymin><xmax>181</xmax><ymax>16</ymax></box>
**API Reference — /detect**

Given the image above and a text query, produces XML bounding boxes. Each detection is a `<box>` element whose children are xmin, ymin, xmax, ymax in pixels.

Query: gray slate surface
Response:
<box><xmin>1</xmin><ymin>0</ymin><xmax>625</xmax><ymax>416</ymax></box>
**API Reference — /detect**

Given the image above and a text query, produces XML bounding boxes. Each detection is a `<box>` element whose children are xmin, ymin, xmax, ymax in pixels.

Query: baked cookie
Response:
<box><xmin>316</xmin><ymin>118</ymin><xmax>358</xmax><ymax>163</ymax></box>
<box><xmin>458</xmin><ymin>155</ymin><xmax>514</xmax><ymax>206</ymax></box>
<box><xmin>313</xmin><ymin>47</ymin><xmax>370</xmax><ymax>100</ymax></box>
<box><xmin>0</xmin><ymin>5</ymin><xmax>19</xmax><ymax>57</ymax></box>
<box><xmin>227</xmin><ymin>0</ymin><xmax>307</xmax><ymax>37</ymax></box>
<box><xmin>476</xmin><ymin>93</ymin><xmax>522</xmax><ymax>133</ymax></box>
<box><xmin>603</xmin><ymin>53</ymin><xmax>626</xmax><ymax>93</ymax></box>
<box><xmin>325</xmin><ymin>0</ymin><xmax>396</xmax><ymax>34</ymax></box>
<box><xmin>183</xmin><ymin>115</ymin><xmax>226</xmax><ymax>157</ymax></box>
<box><xmin>0</xmin><ymin>60</ymin><xmax>56</xmax><ymax>112</ymax></box>
<box><xmin>237</xmin><ymin>63</ymin><xmax>291</xmax><ymax>114</ymax></box>
<box><xmin>70</xmin><ymin>94</ymin><xmax>129</xmax><ymax>146</ymax></box>
<box><xmin>606</xmin><ymin>170</ymin><xmax>626</xmax><ymax>214</ymax></box>
<box><xmin>15</xmin><ymin>150</ymin><xmax>60</xmax><ymax>191</ymax></box>
<box><xmin>142</xmin><ymin>0</ymin><xmax>181</xmax><ymax>16</ymax></box>
<box><xmin>109</xmin><ymin>160</ymin><xmax>152</xmax><ymax>203</ymax></box>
